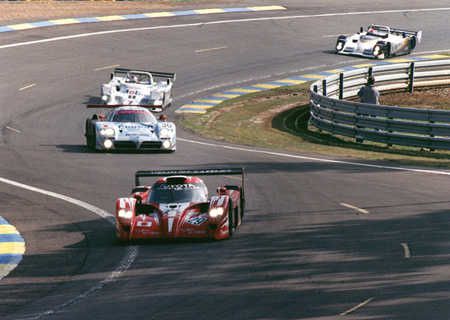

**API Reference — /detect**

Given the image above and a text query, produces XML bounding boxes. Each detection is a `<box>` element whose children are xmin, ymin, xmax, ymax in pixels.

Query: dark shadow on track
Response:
<box><xmin>37</xmin><ymin>208</ymin><xmax>449</xmax><ymax>320</ymax></box>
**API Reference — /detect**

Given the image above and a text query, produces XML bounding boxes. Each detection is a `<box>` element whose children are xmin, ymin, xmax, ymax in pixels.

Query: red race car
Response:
<box><xmin>115</xmin><ymin>168</ymin><xmax>245</xmax><ymax>242</ymax></box>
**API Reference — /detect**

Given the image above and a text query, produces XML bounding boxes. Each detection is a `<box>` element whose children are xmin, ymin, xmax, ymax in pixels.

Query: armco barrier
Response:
<box><xmin>310</xmin><ymin>58</ymin><xmax>450</xmax><ymax>150</ymax></box>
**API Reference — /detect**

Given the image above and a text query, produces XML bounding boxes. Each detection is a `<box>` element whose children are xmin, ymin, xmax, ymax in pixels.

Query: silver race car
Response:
<box><xmin>101</xmin><ymin>68</ymin><xmax>175</xmax><ymax>112</ymax></box>
<box><xmin>85</xmin><ymin>106</ymin><xmax>176</xmax><ymax>152</ymax></box>
<box><xmin>336</xmin><ymin>24</ymin><xmax>422</xmax><ymax>59</ymax></box>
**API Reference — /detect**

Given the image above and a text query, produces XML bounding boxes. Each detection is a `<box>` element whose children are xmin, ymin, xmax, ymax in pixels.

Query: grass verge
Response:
<box><xmin>179</xmin><ymin>84</ymin><xmax>450</xmax><ymax>168</ymax></box>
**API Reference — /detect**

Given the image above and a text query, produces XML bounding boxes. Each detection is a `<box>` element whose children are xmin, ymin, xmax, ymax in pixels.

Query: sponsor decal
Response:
<box><xmin>157</xmin><ymin>184</ymin><xmax>200</xmax><ymax>191</ymax></box>
<box><xmin>187</xmin><ymin>215</ymin><xmax>208</xmax><ymax>225</ymax></box>
<box><xmin>136</xmin><ymin>220</ymin><xmax>152</xmax><ymax>227</ymax></box>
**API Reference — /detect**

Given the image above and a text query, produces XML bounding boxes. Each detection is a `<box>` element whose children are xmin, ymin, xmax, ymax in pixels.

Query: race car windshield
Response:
<box><xmin>110</xmin><ymin>110</ymin><xmax>156</xmax><ymax>123</ymax></box>
<box><xmin>126</xmin><ymin>73</ymin><xmax>152</xmax><ymax>84</ymax></box>
<box><xmin>367</xmin><ymin>26</ymin><xmax>389</xmax><ymax>37</ymax></box>
<box><xmin>149</xmin><ymin>183</ymin><xmax>207</xmax><ymax>203</ymax></box>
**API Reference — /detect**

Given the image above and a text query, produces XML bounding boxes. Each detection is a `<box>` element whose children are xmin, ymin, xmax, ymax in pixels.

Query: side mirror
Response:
<box><xmin>360</xmin><ymin>26</ymin><xmax>364</xmax><ymax>33</ymax></box>
<box><xmin>110</xmin><ymin>73</ymin><xmax>114</xmax><ymax>80</ymax></box>
<box><xmin>116</xmin><ymin>85</ymin><xmax>120</xmax><ymax>91</ymax></box>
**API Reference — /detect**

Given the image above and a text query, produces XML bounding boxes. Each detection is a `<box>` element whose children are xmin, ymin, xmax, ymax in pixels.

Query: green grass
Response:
<box><xmin>179</xmin><ymin>84</ymin><xmax>450</xmax><ymax>168</ymax></box>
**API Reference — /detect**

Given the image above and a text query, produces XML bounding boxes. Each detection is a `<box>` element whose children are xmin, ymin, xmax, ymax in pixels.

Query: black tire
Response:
<box><xmin>239</xmin><ymin>194</ymin><xmax>245</xmax><ymax>219</ymax></box>
<box><xmin>86</xmin><ymin>132</ymin><xmax>96</xmax><ymax>150</ymax></box>
<box><xmin>228</xmin><ymin>201</ymin><xmax>235</xmax><ymax>237</ymax></box>
<box><xmin>85</xmin><ymin>119</ymin><xmax>96</xmax><ymax>150</ymax></box>
<box><xmin>409</xmin><ymin>36</ymin><xmax>417</xmax><ymax>50</ymax></box>
<box><xmin>385</xmin><ymin>43</ymin><xmax>391</xmax><ymax>58</ymax></box>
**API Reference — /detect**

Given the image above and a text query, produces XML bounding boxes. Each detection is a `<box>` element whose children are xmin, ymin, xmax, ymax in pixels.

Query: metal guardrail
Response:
<box><xmin>309</xmin><ymin>58</ymin><xmax>450</xmax><ymax>150</ymax></box>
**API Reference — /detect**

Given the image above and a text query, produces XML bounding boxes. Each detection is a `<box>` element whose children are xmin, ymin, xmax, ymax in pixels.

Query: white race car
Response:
<box><xmin>85</xmin><ymin>106</ymin><xmax>176</xmax><ymax>152</ymax></box>
<box><xmin>336</xmin><ymin>25</ymin><xmax>422</xmax><ymax>59</ymax></box>
<box><xmin>101</xmin><ymin>68</ymin><xmax>175</xmax><ymax>112</ymax></box>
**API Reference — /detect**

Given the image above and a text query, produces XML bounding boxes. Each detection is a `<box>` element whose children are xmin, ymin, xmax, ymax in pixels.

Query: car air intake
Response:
<box><xmin>114</xmin><ymin>141</ymin><xmax>137</xmax><ymax>149</ymax></box>
<box><xmin>140</xmin><ymin>141</ymin><xmax>163</xmax><ymax>149</ymax></box>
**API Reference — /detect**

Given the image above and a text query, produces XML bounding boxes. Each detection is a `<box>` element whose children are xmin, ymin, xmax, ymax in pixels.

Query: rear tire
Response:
<box><xmin>228</xmin><ymin>202</ymin><xmax>235</xmax><ymax>237</ymax></box>
<box><xmin>240</xmin><ymin>193</ymin><xmax>245</xmax><ymax>219</ymax></box>
<box><xmin>409</xmin><ymin>36</ymin><xmax>417</xmax><ymax>50</ymax></box>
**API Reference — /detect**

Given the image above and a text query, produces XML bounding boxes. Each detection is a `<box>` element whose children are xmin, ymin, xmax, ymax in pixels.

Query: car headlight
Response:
<box><xmin>159</xmin><ymin>128</ymin><xmax>171</xmax><ymax>138</ymax></box>
<box><xmin>209</xmin><ymin>207</ymin><xmax>224</xmax><ymax>218</ymax></box>
<box><xmin>100</xmin><ymin>128</ymin><xmax>115</xmax><ymax>137</ymax></box>
<box><xmin>162</xmin><ymin>140</ymin><xmax>171</xmax><ymax>149</ymax></box>
<box><xmin>373</xmin><ymin>45</ymin><xmax>381</xmax><ymax>55</ymax></box>
<box><xmin>118</xmin><ymin>209</ymin><xmax>133</xmax><ymax>219</ymax></box>
<box><xmin>103</xmin><ymin>139</ymin><xmax>113</xmax><ymax>149</ymax></box>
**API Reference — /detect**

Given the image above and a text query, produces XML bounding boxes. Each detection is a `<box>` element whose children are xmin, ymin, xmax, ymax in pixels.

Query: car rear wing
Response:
<box><xmin>86</xmin><ymin>104</ymin><xmax>163</xmax><ymax>112</ymax></box>
<box><xmin>135</xmin><ymin>168</ymin><xmax>245</xmax><ymax>190</ymax></box>
<box><xmin>390</xmin><ymin>28</ymin><xmax>422</xmax><ymax>42</ymax></box>
<box><xmin>113</xmin><ymin>68</ymin><xmax>176</xmax><ymax>81</ymax></box>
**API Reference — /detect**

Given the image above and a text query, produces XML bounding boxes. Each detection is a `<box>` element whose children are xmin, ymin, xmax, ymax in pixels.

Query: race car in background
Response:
<box><xmin>335</xmin><ymin>24</ymin><xmax>422</xmax><ymax>59</ymax></box>
<box><xmin>115</xmin><ymin>168</ymin><xmax>245</xmax><ymax>242</ymax></box>
<box><xmin>101</xmin><ymin>68</ymin><xmax>175</xmax><ymax>112</ymax></box>
<box><xmin>85</xmin><ymin>105</ymin><xmax>176</xmax><ymax>152</ymax></box>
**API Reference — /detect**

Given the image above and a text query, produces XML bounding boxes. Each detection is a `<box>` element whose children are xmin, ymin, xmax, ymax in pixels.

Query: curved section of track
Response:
<box><xmin>1</xmin><ymin>2</ymin><xmax>450</xmax><ymax>319</ymax></box>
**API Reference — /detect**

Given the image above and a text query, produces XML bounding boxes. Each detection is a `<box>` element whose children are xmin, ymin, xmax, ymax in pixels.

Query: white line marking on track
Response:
<box><xmin>0</xmin><ymin>176</ymin><xmax>138</xmax><ymax>319</ymax></box>
<box><xmin>195</xmin><ymin>46</ymin><xmax>227</xmax><ymax>53</ymax></box>
<box><xmin>2</xmin><ymin>7</ymin><xmax>450</xmax><ymax>49</ymax></box>
<box><xmin>178</xmin><ymin>137</ymin><xmax>450</xmax><ymax>176</ymax></box>
<box><xmin>0</xmin><ymin>176</ymin><xmax>112</xmax><ymax>220</ymax></box>
<box><xmin>339</xmin><ymin>297</ymin><xmax>374</xmax><ymax>316</ymax></box>
<box><xmin>18</xmin><ymin>83</ymin><xmax>36</xmax><ymax>91</ymax></box>
<box><xmin>94</xmin><ymin>64</ymin><xmax>120</xmax><ymax>71</ymax></box>
<box><xmin>340</xmin><ymin>202</ymin><xmax>369</xmax><ymax>215</ymax></box>
<box><xmin>5</xmin><ymin>126</ymin><xmax>21</xmax><ymax>134</ymax></box>
<box><xmin>401</xmin><ymin>242</ymin><xmax>411</xmax><ymax>258</ymax></box>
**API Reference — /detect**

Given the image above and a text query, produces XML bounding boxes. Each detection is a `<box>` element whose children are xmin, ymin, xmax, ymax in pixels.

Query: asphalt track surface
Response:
<box><xmin>1</xmin><ymin>1</ymin><xmax>450</xmax><ymax>319</ymax></box>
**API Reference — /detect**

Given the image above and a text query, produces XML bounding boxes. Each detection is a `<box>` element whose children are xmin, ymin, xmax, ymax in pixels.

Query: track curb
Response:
<box><xmin>0</xmin><ymin>216</ymin><xmax>25</xmax><ymax>280</ymax></box>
